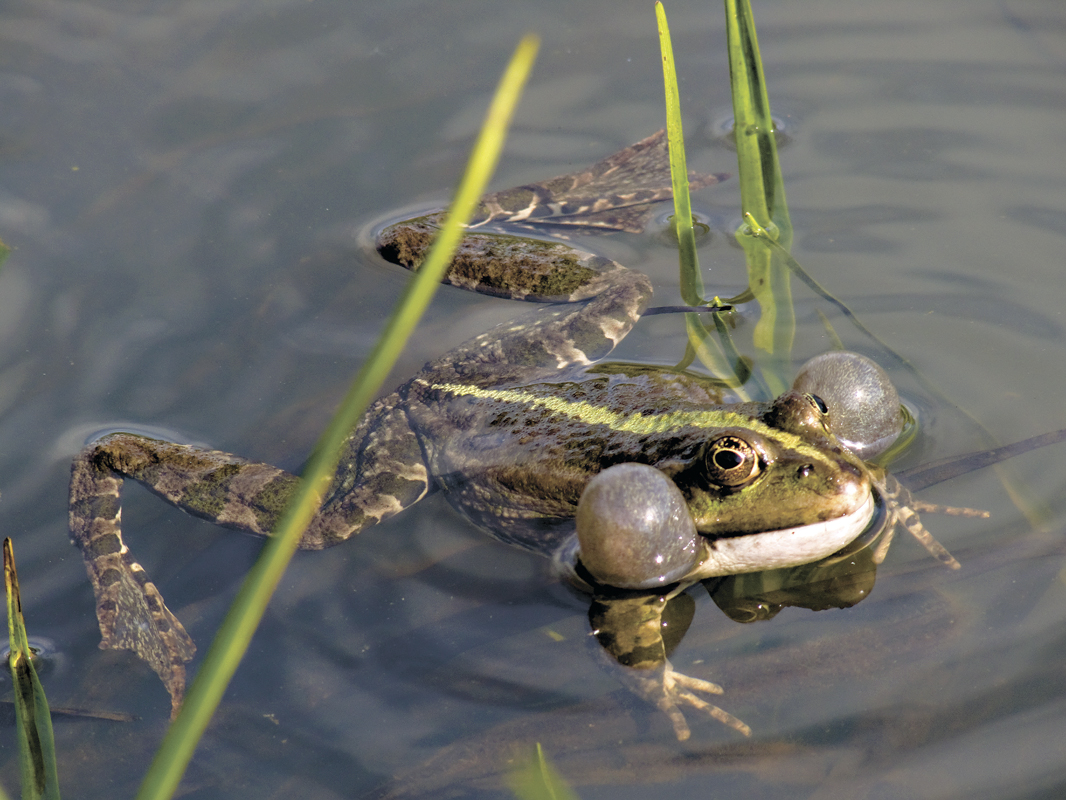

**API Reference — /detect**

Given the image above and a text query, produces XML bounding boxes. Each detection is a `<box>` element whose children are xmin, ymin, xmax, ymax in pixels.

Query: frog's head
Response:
<box><xmin>668</xmin><ymin>390</ymin><xmax>877</xmax><ymax>578</ymax></box>
<box><xmin>571</xmin><ymin>353</ymin><xmax>908</xmax><ymax>590</ymax></box>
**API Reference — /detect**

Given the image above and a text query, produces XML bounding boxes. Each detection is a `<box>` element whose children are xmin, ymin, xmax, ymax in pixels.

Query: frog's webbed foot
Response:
<box><xmin>620</xmin><ymin>659</ymin><xmax>751</xmax><ymax>741</ymax></box>
<box><xmin>93</xmin><ymin>552</ymin><xmax>195</xmax><ymax>718</ymax></box>
<box><xmin>470</xmin><ymin>129</ymin><xmax>726</xmax><ymax>234</ymax></box>
<box><xmin>70</xmin><ymin>445</ymin><xmax>196</xmax><ymax>717</ymax></box>
<box><xmin>376</xmin><ymin>131</ymin><xmax>729</xmax><ymax>386</ymax></box>
<box><xmin>873</xmin><ymin>472</ymin><xmax>988</xmax><ymax>570</ymax></box>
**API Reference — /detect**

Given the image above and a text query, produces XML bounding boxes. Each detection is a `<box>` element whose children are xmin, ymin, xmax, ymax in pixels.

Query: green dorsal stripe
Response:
<box><xmin>432</xmin><ymin>381</ymin><xmax>835</xmax><ymax>464</ymax></box>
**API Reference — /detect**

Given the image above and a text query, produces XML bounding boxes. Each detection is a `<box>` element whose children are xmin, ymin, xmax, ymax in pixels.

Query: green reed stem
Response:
<box><xmin>135</xmin><ymin>34</ymin><xmax>540</xmax><ymax>800</ymax></box>
<box><xmin>725</xmin><ymin>0</ymin><xmax>794</xmax><ymax>393</ymax></box>
<box><xmin>655</xmin><ymin>2</ymin><xmax>702</xmax><ymax>307</ymax></box>
<box><xmin>6</xmin><ymin>540</ymin><xmax>59</xmax><ymax>800</ymax></box>
<box><xmin>657</xmin><ymin>2</ymin><xmax>751</xmax><ymax>392</ymax></box>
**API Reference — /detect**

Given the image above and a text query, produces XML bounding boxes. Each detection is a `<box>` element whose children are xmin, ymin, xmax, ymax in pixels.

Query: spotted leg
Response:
<box><xmin>73</xmin><ymin>226</ymin><xmax>651</xmax><ymax>714</ymax></box>
<box><xmin>69</xmin><ymin>393</ymin><xmax>428</xmax><ymax>715</ymax></box>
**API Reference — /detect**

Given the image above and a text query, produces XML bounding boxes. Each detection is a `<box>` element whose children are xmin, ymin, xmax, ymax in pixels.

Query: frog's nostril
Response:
<box><xmin>797</xmin><ymin>463</ymin><xmax>813</xmax><ymax>479</ymax></box>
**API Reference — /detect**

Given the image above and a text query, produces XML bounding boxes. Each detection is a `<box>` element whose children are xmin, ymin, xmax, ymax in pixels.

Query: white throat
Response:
<box><xmin>686</xmin><ymin>490</ymin><xmax>878</xmax><ymax>580</ymax></box>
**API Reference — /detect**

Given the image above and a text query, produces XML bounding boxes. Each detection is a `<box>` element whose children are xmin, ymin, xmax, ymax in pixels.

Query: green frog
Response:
<box><xmin>68</xmin><ymin>131</ymin><xmax>963</xmax><ymax>739</ymax></box>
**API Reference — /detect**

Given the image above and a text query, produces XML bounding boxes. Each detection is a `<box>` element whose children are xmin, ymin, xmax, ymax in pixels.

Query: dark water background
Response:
<box><xmin>1</xmin><ymin>0</ymin><xmax>1065</xmax><ymax>797</ymax></box>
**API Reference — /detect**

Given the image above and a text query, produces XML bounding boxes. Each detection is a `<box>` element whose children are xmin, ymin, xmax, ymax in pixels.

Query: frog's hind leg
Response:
<box><xmin>69</xmin><ymin>396</ymin><xmax>429</xmax><ymax>714</ymax></box>
<box><xmin>71</xmin><ymin>447</ymin><xmax>188</xmax><ymax>716</ymax></box>
<box><xmin>70</xmin><ymin>435</ymin><xmax>216</xmax><ymax>717</ymax></box>
<box><xmin>381</xmin><ymin>224</ymin><xmax>654</xmax><ymax>385</ymax></box>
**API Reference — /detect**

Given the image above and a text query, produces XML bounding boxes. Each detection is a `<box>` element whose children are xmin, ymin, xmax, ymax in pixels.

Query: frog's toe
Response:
<box><xmin>669</xmin><ymin>670</ymin><xmax>723</xmax><ymax>696</ymax></box>
<box><xmin>671</xmin><ymin>688</ymin><xmax>751</xmax><ymax>738</ymax></box>
<box><xmin>657</xmin><ymin>695</ymin><xmax>694</xmax><ymax>741</ymax></box>
<box><xmin>631</xmin><ymin>660</ymin><xmax>749</xmax><ymax>740</ymax></box>
<box><xmin>666</xmin><ymin>667</ymin><xmax>751</xmax><ymax>739</ymax></box>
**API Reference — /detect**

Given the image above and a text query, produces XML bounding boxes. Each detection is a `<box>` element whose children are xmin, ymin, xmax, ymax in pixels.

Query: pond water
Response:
<box><xmin>2</xmin><ymin>0</ymin><xmax>1066</xmax><ymax>797</ymax></box>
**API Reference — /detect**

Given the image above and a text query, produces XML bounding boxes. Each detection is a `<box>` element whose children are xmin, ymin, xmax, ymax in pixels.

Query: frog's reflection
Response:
<box><xmin>708</xmin><ymin>537</ymin><xmax>877</xmax><ymax>623</ymax></box>
<box><xmin>587</xmin><ymin>541</ymin><xmax>878</xmax><ymax>658</ymax></box>
<box><xmin>583</xmin><ymin>541</ymin><xmax>880</xmax><ymax>738</ymax></box>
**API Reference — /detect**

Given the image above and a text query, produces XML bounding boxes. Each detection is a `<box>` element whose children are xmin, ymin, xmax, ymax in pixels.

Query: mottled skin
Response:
<box><xmin>68</xmin><ymin>132</ymin><xmax>951</xmax><ymax>737</ymax></box>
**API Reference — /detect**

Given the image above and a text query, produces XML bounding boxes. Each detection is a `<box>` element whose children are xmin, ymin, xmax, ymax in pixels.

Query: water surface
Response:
<box><xmin>1</xmin><ymin>0</ymin><xmax>1065</xmax><ymax>797</ymax></box>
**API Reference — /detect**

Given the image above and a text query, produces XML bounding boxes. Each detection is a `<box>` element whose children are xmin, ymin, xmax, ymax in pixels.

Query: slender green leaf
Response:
<box><xmin>724</xmin><ymin>0</ymin><xmax>793</xmax><ymax>390</ymax></box>
<box><xmin>655</xmin><ymin>2</ymin><xmax>701</xmax><ymax>306</ymax></box>
<box><xmin>508</xmin><ymin>743</ymin><xmax>580</xmax><ymax>800</ymax></box>
<box><xmin>724</xmin><ymin>0</ymin><xmax>788</xmax><ymax>232</ymax></box>
<box><xmin>0</xmin><ymin>238</ymin><xmax>9</xmax><ymax>272</ymax></box>
<box><xmin>5</xmin><ymin>540</ymin><xmax>60</xmax><ymax>800</ymax></box>
<box><xmin>683</xmin><ymin>313</ymin><xmax>758</xmax><ymax>399</ymax></box>
<box><xmin>135</xmin><ymin>34</ymin><xmax>540</xmax><ymax>800</ymax></box>
<box><xmin>656</xmin><ymin>3</ymin><xmax>750</xmax><ymax>391</ymax></box>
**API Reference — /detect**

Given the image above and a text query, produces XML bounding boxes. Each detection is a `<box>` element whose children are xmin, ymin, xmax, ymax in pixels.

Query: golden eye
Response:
<box><xmin>705</xmin><ymin>435</ymin><xmax>761</xmax><ymax>487</ymax></box>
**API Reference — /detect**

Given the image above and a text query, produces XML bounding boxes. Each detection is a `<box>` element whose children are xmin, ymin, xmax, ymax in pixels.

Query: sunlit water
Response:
<box><xmin>1</xmin><ymin>0</ymin><xmax>1065</xmax><ymax>797</ymax></box>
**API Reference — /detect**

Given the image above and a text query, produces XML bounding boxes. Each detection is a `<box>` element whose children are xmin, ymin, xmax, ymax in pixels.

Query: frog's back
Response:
<box><xmin>401</xmin><ymin>365</ymin><xmax>759</xmax><ymax>553</ymax></box>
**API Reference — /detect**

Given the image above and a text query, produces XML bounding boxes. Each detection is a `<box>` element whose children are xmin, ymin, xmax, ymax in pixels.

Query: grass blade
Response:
<box><xmin>5</xmin><ymin>540</ymin><xmax>59</xmax><ymax>800</ymax></box>
<box><xmin>655</xmin><ymin>2</ymin><xmax>702</xmax><ymax>307</ymax></box>
<box><xmin>724</xmin><ymin>0</ymin><xmax>788</xmax><ymax>232</ymax></box>
<box><xmin>656</xmin><ymin>2</ymin><xmax>749</xmax><ymax>391</ymax></box>
<box><xmin>508</xmin><ymin>743</ymin><xmax>580</xmax><ymax>800</ymax></box>
<box><xmin>724</xmin><ymin>0</ymin><xmax>794</xmax><ymax>391</ymax></box>
<box><xmin>135</xmin><ymin>34</ymin><xmax>540</xmax><ymax>800</ymax></box>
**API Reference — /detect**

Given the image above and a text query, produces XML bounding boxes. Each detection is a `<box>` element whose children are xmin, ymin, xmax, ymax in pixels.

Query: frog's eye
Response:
<box><xmin>807</xmin><ymin>393</ymin><xmax>829</xmax><ymax>416</ymax></box>
<box><xmin>705</xmin><ymin>435</ymin><xmax>762</xmax><ymax>487</ymax></box>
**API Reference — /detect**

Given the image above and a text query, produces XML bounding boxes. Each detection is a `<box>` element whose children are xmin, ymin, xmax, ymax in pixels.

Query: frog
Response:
<box><xmin>68</xmin><ymin>131</ymin><xmax>964</xmax><ymax>739</ymax></box>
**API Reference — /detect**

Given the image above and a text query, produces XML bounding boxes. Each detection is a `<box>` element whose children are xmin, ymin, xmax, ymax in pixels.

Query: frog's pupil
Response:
<box><xmin>715</xmin><ymin>450</ymin><xmax>743</xmax><ymax>470</ymax></box>
<box><xmin>809</xmin><ymin>393</ymin><xmax>829</xmax><ymax>414</ymax></box>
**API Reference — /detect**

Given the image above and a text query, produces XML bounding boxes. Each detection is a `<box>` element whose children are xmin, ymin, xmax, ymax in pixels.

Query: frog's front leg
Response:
<box><xmin>69</xmin><ymin>392</ymin><xmax>429</xmax><ymax>714</ymax></box>
<box><xmin>869</xmin><ymin>471</ymin><xmax>984</xmax><ymax>569</ymax></box>
<box><xmin>589</xmin><ymin>592</ymin><xmax>750</xmax><ymax>740</ymax></box>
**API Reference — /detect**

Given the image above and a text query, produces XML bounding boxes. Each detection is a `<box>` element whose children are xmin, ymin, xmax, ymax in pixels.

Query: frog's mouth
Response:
<box><xmin>687</xmin><ymin>488</ymin><xmax>881</xmax><ymax>580</ymax></box>
<box><xmin>552</xmin><ymin>488</ymin><xmax>885</xmax><ymax>594</ymax></box>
